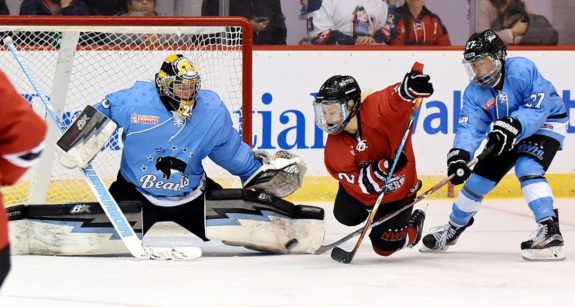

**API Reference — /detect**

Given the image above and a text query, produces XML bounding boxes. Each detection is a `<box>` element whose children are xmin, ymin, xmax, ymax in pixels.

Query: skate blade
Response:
<box><xmin>418</xmin><ymin>245</ymin><xmax>449</xmax><ymax>253</ymax></box>
<box><xmin>522</xmin><ymin>246</ymin><xmax>565</xmax><ymax>261</ymax></box>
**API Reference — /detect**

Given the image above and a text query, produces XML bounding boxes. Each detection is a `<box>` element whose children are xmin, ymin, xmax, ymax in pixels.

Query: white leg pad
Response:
<box><xmin>205</xmin><ymin>189</ymin><xmax>325</xmax><ymax>254</ymax></box>
<box><xmin>206</xmin><ymin>215</ymin><xmax>295</xmax><ymax>254</ymax></box>
<box><xmin>8</xmin><ymin>202</ymin><xmax>142</xmax><ymax>256</ymax></box>
<box><xmin>289</xmin><ymin>218</ymin><xmax>325</xmax><ymax>254</ymax></box>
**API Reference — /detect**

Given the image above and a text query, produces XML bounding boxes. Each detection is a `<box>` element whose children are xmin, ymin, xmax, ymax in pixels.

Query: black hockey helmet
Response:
<box><xmin>155</xmin><ymin>54</ymin><xmax>201</xmax><ymax>119</ymax></box>
<box><xmin>462</xmin><ymin>30</ymin><xmax>507</xmax><ymax>87</ymax></box>
<box><xmin>313</xmin><ymin>75</ymin><xmax>361</xmax><ymax>134</ymax></box>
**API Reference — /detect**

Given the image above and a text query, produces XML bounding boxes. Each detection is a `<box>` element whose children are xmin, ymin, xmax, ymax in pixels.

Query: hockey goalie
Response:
<box><xmin>9</xmin><ymin>54</ymin><xmax>325</xmax><ymax>257</ymax></box>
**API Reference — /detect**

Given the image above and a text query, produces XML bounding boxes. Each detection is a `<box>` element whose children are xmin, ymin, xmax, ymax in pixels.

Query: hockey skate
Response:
<box><xmin>419</xmin><ymin>218</ymin><xmax>474</xmax><ymax>252</ymax></box>
<box><xmin>521</xmin><ymin>216</ymin><xmax>565</xmax><ymax>261</ymax></box>
<box><xmin>406</xmin><ymin>209</ymin><xmax>426</xmax><ymax>248</ymax></box>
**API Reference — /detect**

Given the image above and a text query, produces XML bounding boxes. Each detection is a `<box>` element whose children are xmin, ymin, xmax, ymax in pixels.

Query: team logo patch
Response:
<box><xmin>131</xmin><ymin>114</ymin><xmax>159</xmax><ymax>125</ymax></box>
<box><xmin>356</xmin><ymin>139</ymin><xmax>368</xmax><ymax>152</ymax></box>
<box><xmin>381</xmin><ymin>227</ymin><xmax>407</xmax><ymax>242</ymax></box>
<box><xmin>482</xmin><ymin>98</ymin><xmax>496</xmax><ymax>110</ymax></box>
<box><xmin>458</xmin><ymin>116</ymin><xmax>469</xmax><ymax>124</ymax></box>
<box><xmin>497</xmin><ymin>91</ymin><xmax>509</xmax><ymax>105</ymax></box>
<box><xmin>386</xmin><ymin>176</ymin><xmax>405</xmax><ymax>192</ymax></box>
<box><xmin>76</xmin><ymin>113</ymin><xmax>89</xmax><ymax>130</ymax></box>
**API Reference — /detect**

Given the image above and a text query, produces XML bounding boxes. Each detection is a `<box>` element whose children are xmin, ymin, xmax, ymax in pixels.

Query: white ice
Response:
<box><xmin>1</xmin><ymin>199</ymin><xmax>573</xmax><ymax>307</ymax></box>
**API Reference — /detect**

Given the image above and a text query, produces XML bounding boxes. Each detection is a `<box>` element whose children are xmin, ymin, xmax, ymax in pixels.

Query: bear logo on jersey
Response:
<box><xmin>155</xmin><ymin>156</ymin><xmax>187</xmax><ymax>180</ymax></box>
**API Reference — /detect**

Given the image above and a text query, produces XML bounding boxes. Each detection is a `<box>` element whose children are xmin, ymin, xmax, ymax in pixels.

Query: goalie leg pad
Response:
<box><xmin>8</xmin><ymin>202</ymin><xmax>142</xmax><ymax>256</ymax></box>
<box><xmin>205</xmin><ymin>189</ymin><xmax>325</xmax><ymax>254</ymax></box>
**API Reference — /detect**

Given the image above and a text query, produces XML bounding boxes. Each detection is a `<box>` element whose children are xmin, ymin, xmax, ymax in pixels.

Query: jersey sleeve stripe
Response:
<box><xmin>2</xmin><ymin>141</ymin><xmax>45</xmax><ymax>168</ymax></box>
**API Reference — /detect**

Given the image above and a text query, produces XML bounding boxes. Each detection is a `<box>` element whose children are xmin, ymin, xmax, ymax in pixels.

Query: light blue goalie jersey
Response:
<box><xmin>94</xmin><ymin>81</ymin><xmax>261</xmax><ymax>200</ymax></box>
<box><xmin>455</xmin><ymin>57</ymin><xmax>567</xmax><ymax>155</ymax></box>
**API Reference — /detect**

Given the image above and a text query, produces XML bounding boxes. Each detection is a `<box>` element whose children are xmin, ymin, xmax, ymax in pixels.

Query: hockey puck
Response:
<box><xmin>285</xmin><ymin>239</ymin><xmax>298</xmax><ymax>250</ymax></box>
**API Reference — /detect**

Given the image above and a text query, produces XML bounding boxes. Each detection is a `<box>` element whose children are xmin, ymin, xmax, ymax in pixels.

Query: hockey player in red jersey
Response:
<box><xmin>313</xmin><ymin>64</ymin><xmax>433</xmax><ymax>256</ymax></box>
<box><xmin>0</xmin><ymin>70</ymin><xmax>47</xmax><ymax>287</ymax></box>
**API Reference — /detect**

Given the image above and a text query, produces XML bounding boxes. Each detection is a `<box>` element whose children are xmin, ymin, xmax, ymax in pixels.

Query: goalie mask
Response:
<box><xmin>155</xmin><ymin>54</ymin><xmax>201</xmax><ymax>119</ymax></box>
<box><xmin>313</xmin><ymin>75</ymin><xmax>361</xmax><ymax>134</ymax></box>
<box><xmin>462</xmin><ymin>30</ymin><xmax>507</xmax><ymax>88</ymax></box>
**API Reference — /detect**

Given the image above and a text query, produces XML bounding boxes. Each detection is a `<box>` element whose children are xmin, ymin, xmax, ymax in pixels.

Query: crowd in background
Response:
<box><xmin>0</xmin><ymin>0</ymin><xmax>562</xmax><ymax>46</ymax></box>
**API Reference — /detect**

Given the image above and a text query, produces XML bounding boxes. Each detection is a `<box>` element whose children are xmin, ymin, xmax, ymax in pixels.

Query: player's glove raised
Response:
<box><xmin>486</xmin><ymin>117</ymin><xmax>522</xmax><ymax>156</ymax></box>
<box><xmin>447</xmin><ymin>148</ymin><xmax>471</xmax><ymax>185</ymax></box>
<box><xmin>398</xmin><ymin>71</ymin><xmax>434</xmax><ymax>101</ymax></box>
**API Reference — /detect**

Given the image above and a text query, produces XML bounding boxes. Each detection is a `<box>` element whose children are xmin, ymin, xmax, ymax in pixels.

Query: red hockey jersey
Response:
<box><xmin>0</xmin><ymin>71</ymin><xmax>47</xmax><ymax>249</ymax></box>
<box><xmin>324</xmin><ymin>84</ymin><xmax>419</xmax><ymax>207</ymax></box>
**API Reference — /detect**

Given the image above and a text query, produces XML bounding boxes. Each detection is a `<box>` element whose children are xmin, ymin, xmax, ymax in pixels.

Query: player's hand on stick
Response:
<box><xmin>447</xmin><ymin>148</ymin><xmax>471</xmax><ymax>185</ymax></box>
<box><xmin>376</xmin><ymin>151</ymin><xmax>408</xmax><ymax>176</ymax></box>
<box><xmin>486</xmin><ymin>116</ymin><xmax>522</xmax><ymax>156</ymax></box>
<box><xmin>398</xmin><ymin>67</ymin><xmax>434</xmax><ymax>101</ymax></box>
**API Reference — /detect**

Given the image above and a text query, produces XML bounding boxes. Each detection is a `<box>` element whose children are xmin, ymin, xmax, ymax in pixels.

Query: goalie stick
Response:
<box><xmin>4</xmin><ymin>37</ymin><xmax>200</xmax><ymax>261</ymax></box>
<box><xmin>315</xmin><ymin>145</ymin><xmax>494</xmax><ymax>255</ymax></box>
<box><xmin>330</xmin><ymin>62</ymin><xmax>426</xmax><ymax>264</ymax></box>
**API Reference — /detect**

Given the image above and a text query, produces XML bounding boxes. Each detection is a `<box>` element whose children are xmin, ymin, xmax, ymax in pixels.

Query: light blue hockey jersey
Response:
<box><xmin>94</xmin><ymin>81</ymin><xmax>261</xmax><ymax>200</ymax></box>
<box><xmin>454</xmin><ymin>57</ymin><xmax>567</xmax><ymax>155</ymax></box>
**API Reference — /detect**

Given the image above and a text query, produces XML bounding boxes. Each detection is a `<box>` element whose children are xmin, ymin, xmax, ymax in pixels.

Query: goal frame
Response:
<box><xmin>0</xmin><ymin>16</ymin><xmax>253</xmax><ymax>206</ymax></box>
<box><xmin>0</xmin><ymin>16</ymin><xmax>253</xmax><ymax>144</ymax></box>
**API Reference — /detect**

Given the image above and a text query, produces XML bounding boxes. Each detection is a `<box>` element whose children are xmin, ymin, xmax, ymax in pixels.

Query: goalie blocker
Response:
<box><xmin>56</xmin><ymin>105</ymin><xmax>117</xmax><ymax>169</ymax></box>
<box><xmin>8</xmin><ymin>189</ymin><xmax>325</xmax><ymax>256</ymax></box>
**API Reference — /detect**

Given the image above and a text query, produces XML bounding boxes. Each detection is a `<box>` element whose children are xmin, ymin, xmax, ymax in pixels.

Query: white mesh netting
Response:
<box><xmin>0</xmin><ymin>21</ymin><xmax>249</xmax><ymax>205</ymax></box>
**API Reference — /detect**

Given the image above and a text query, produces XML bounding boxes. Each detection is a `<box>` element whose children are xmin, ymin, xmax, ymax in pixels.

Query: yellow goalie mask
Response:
<box><xmin>155</xmin><ymin>54</ymin><xmax>201</xmax><ymax>119</ymax></box>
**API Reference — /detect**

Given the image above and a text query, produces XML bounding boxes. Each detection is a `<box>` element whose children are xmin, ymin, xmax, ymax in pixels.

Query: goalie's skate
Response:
<box><xmin>419</xmin><ymin>218</ymin><xmax>474</xmax><ymax>252</ymax></box>
<box><xmin>521</xmin><ymin>216</ymin><xmax>565</xmax><ymax>261</ymax></box>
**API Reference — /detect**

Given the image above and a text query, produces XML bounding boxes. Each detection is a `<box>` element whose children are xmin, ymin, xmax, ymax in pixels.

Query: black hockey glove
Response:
<box><xmin>447</xmin><ymin>148</ymin><xmax>471</xmax><ymax>185</ymax></box>
<box><xmin>373</xmin><ymin>151</ymin><xmax>408</xmax><ymax>179</ymax></box>
<box><xmin>398</xmin><ymin>71</ymin><xmax>434</xmax><ymax>101</ymax></box>
<box><xmin>486</xmin><ymin>117</ymin><xmax>522</xmax><ymax>156</ymax></box>
<box><xmin>360</xmin><ymin>151</ymin><xmax>408</xmax><ymax>194</ymax></box>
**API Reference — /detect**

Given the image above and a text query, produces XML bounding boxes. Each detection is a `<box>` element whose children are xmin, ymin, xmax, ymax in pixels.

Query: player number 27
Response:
<box><xmin>527</xmin><ymin>92</ymin><xmax>544</xmax><ymax>109</ymax></box>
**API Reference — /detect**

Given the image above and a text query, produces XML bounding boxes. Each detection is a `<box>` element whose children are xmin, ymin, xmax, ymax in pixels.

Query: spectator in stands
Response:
<box><xmin>386</xmin><ymin>0</ymin><xmax>403</xmax><ymax>15</ymax></box>
<box><xmin>478</xmin><ymin>0</ymin><xmax>530</xmax><ymax>44</ymax></box>
<box><xmin>382</xmin><ymin>0</ymin><xmax>404</xmax><ymax>44</ymax></box>
<box><xmin>121</xmin><ymin>0</ymin><xmax>157</xmax><ymax>16</ymax></box>
<box><xmin>477</xmin><ymin>0</ymin><xmax>557</xmax><ymax>45</ymax></box>
<box><xmin>496</xmin><ymin>0</ymin><xmax>558</xmax><ymax>45</ymax></box>
<box><xmin>105</xmin><ymin>0</ymin><xmax>159</xmax><ymax>46</ymax></box>
<box><xmin>390</xmin><ymin>0</ymin><xmax>451</xmax><ymax>45</ymax></box>
<box><xmin>19</xmin><ymin>0</ymin><xmax>90</xmax><ymax>15</ymax></box>
<box><xmin>202</xmin><ymin>0</ymin><xmax>287</xmax><ymax>45</ymax></box>
<box><xmin>300</xmin><ymin>0</ymin><xmax>389</xmax><ymax>45</ymax></box>
<box><xmin>81</xmin><ymin>0</ymin><xmax>125</xmax><ymax>15</ymax></box>
<box><xmin>1</xmin><ymin>0</ymin><xmax>9</xmax><ymax>15</ymax></box>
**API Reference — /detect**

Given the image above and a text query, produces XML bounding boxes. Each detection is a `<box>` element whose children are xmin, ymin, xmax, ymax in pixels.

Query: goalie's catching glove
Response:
<box><xmin>243</xmin><ymin>150</ymin><xmax>306</xmax><ymax>198</ymax></box>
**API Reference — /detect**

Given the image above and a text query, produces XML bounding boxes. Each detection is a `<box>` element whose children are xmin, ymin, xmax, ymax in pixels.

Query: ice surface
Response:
<box><xmin>1</xmin><ymin>199</ymin><xmax>573</xmax><ymax>307</ymax></box>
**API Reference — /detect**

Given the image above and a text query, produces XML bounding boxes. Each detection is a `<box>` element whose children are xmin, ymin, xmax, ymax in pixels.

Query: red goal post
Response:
<box><xmin>0</xmin><ymin>16</ymin><xmax>253</xmax><ymax>206</ymax></box>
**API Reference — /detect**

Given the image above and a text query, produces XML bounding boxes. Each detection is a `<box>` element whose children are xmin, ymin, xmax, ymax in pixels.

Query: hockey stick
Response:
<box><xmin>316</xmin><ymin>145</ymin><xmax>494</xmax><ymax>255</ymax></box>
<box><xmin>331</xmin><ymin>64</ymin><xmax>425</xmax><ymax>263</ymax></box>
<box><xmin>4</xmin><ymin>37</ymin><xmax>200</xmax><ymax>260</ymax></box>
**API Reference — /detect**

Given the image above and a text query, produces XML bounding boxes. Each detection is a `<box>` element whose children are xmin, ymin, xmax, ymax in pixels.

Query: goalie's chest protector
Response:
<box><xmin>101</xmin><ymin>82</ymin><xmax>244</xmax><ymax>198</ymax></box>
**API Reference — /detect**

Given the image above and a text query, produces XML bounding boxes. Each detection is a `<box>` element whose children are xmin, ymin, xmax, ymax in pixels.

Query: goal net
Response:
<box><xmin>0</xmin><ymin>17</ymin><xmax>252</xmax><ymax>206</ymax></box>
